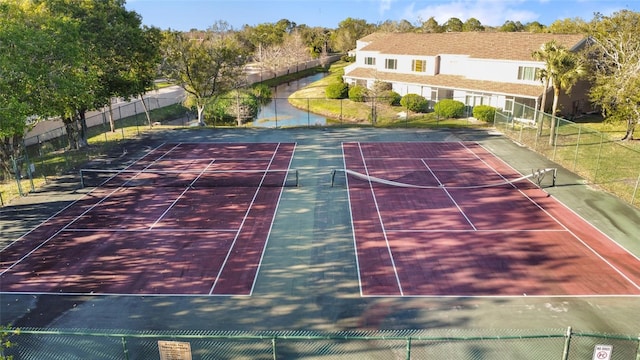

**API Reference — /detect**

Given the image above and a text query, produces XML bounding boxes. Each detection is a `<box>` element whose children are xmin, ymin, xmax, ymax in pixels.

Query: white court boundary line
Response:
<box><xmin>355</xmin><ymin>142</ymin><xmax>404</xmax><ymax>296</ymax></box>
<box><xmin>208</xmin><ymin>142</ymin><xmax>287</xmax><ymax>295</ymax></box>
<box><xmin>61</xmin><ymin>228</ymin><xmax>240</xmax><ymax>233</ymax></box>
<box><xmin>345</xmin><ymin>141</ymin><xmax>640</xmax><ymax>297</ymax></box>
<box><xmin>247</xmin><ymin>143</ymin><xmax>297</xmax><ymax>296</ymax></box>
<box><xmin>2</xmin><ymin>142</ymin><xmax>296</xmax><ymax>297</ymax></box>
<box><xmin>472</xmin><ymin>142</ymin><xmax>640</xmax><ymax>292</ymax></box>
<box><xmin>0</xmin><ymin>142</ymin><xmax>176</xmax><ymax>277</ymax></box>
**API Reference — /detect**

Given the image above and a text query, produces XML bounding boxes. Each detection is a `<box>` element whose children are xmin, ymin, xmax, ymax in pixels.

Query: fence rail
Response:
<box><xmin>494</xmin><ymin>102</ymin><xmax>640</xmax><ymax>206</ymax></box>
<box><xmin>1</xmin><ymin>327</ymin><xmax>638</xmax><ymax>359</ymax></box>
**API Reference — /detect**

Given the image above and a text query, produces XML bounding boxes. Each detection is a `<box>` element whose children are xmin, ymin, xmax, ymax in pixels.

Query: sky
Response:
<box><xmin>125</xmin><ymin>0</ymin><xmax>640</xmax><ymax>31</ymax></box>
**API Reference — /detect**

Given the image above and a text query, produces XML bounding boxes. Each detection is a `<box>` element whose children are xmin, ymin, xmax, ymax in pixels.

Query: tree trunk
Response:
<box><xmin>78</xmin><ymin>110</ymin><xmax>89</xmax><ymax>148</ymax></box>
<box><xmin>621</xmin><ymin>118</ymin><xmax>636</xmax><ymax>141</ymax></box>
<box><xmin>63</xmin><ymin>116</ymin><xmax>80</xmax><ymax>150</ymax></box>
<box><xmin>549</xmin><ymin>87</ymin><xmax>561</xmax><ymax>146</ymax></box>
<box><xmin>0</xmin><ymin>134</ymin><xmax>22</xmax><ymax>178</ymax></box>
<box><xmin>236</xmin><ymin>90</ymin><xmax>241</xmax><ymax>127</ymax></box>
<box><xmin>537</xmin><ymin>78</ymin><xmax>549</xmax><ymax>137</ymax></box>
<box><xmin>139</xmin><ymin>95</ymin><xmax>152</xmax><ymax>128</ymax></box>
<box><xmin>197</xmin><ymin>105</ymin><xmax>204</xmax><ymax>126</ymax></box>
<box><xmin>108</xmin><ymin>102</ymin><xmax>116</xmax><ymax>132</ymax></box>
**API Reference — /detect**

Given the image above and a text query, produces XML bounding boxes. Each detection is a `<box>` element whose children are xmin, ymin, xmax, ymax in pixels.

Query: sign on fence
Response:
<box><xmin>592</xmin><ymin>344</ymin><xmax>613</xmax><ymax>360</ymax></box>
<box><xmin>158</xmin><ymin>340</ymin><xmax>192</xmax><ymax>360</ymax></box>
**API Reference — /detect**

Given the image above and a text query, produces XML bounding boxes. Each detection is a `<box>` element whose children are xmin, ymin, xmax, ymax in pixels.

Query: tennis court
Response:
<box><xmin>0</xmin><ymin>142</ymin><xmax>296</xmax><ymax>296</ymax></box>
<box><xmin>341</xmin><ymin>141</ymin><xmax>640</xmax><ymax>297</ymax></box>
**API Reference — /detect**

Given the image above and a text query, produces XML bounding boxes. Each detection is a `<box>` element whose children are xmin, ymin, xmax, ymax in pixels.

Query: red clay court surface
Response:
<box><xmin>0</xmin><ymin>142</ymin><xmax>295</xmax><ymax>296</ymax></box>
<box><xmin>343</xmin><ymin>141</ymin><xmax>640</xmax><ymax>297</ymax></box>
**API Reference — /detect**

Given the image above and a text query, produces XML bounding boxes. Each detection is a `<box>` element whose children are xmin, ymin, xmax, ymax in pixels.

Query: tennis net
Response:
<box><xmin>80</xmin><ymin>168</ymin><xmax>299</xmax><ymax>188</ymax></box>
<box><xmin>331</xmin><ymin>168</ymin><xmax>556</xmax><ymax>189</ymax></box>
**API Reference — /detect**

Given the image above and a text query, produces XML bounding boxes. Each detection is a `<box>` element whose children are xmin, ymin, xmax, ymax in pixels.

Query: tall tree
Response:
<box><xmin>547</xmin><ymin>17</ymin><xmax>588</xmax><ymax>34</ymax></box>
<box><xmin>0</xmin><ymin>1</ymin><xmax>41</xmax><ymax>176</ymax></box>
<box><xmin>538</xmin><ymin>43</ymin><xmax>586</xmax><ymax>145</ymax></box>
<box><xmin>161</xmin><ymin>28</ymin><xmax>247</xmax><ymax>125</ymax></box>
<box><xmin>36</xmin><ymin>0</ymin><xmax>159</xmax><ymax>147</ymax></box>
<box><xmin>419</xmin><ymin>17</ymin><xmax>443</xmax><ymax>33</ymax></box>
<box><xmin>499</xmin><ymin>20</ymin><xmax>524</xmax><ymax>32</ymax></box>
<box><xmin>532</xmin><ymin>41</ymin><xmax>560</xmax><ymax>135</ymax></box>
<box><xmin>586</xmin><ymin>10</ymin><xmax>640</xmax><ymax>141</ymax></box>
<box><xmin>442</xmin><ymin>17</ymin><xmax>464</xmax><ymax>32</ymax></box>
<box><xmin>331</xmin><ymin>18</ymin><xmax>374</xmax><ymax>53</ymax></box>
<box><xmin>463</xmin><ymin>18</ymin><xmax>484</xmax><ymax>32</ymax></box>
<box><xmin>524</xmin><ymin>21</ymin><xmax>546</xmax><ymax>33</ymax></box>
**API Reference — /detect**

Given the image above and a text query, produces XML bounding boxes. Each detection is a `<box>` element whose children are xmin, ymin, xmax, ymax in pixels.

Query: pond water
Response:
<box><xmin>252</xmin><ymin>72</ymin><xmax>328</xmax><ymax>128</ymax></box>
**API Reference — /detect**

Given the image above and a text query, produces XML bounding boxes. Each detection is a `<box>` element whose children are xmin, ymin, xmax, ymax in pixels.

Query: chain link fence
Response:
<box><xmin>1</xmin><ymin>95</ymin><xmax>191</xmax><ymax>202</ymax></box>
<box><xmin>1</xmin><ymin>327</ymin><xmax>637</xmax><ymax>359</ymax></box>
<box><xmin>494</xmin><ymin>102</ymin><xmax>640</xmax><ymax>206</ymax></box>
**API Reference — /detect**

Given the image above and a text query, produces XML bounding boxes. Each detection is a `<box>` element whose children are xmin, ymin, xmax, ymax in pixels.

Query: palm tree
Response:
<box><xmin>532</xmin><ymin>41</ymin><xmax>559</xmax><ymax>137</ymax></box>
<box><xmin>547</xmin><ymin>49</ymin><xmax>586</xmax><ymax>145</ymax></box>
<box><xmin>532</xmin><ymin>41</ymin><xmax>586</xmax><ymax>145</ymax></box>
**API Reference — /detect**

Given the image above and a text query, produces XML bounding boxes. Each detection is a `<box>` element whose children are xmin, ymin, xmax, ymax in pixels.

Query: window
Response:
<box><xmin>364</xmin><ymin>57</ymin><xmax>376</xmax><ymax>65</ymax></box>
<box><xmin>385</xmin><ymin>58</ymin><xmax>397</xmax><ymax>70</ymax></box>
<box><xmin>412</xmin><ymin>59</ymin><xmax>426</xmax><ymax>72</ymax></box>
<box><xmin>504</xmin><ymin>98</ymin><xmax>514</xmax><ymax>113</ymax></box>
<box><xmin>517</xmin><ymin>66</ymin><xmax>541</xmax><ymax>81</ymax></box>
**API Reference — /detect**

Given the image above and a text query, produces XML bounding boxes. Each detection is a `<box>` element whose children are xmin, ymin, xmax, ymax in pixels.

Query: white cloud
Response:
<box><xmin>404</xmin><ymin>0</ymin><xmax>540</xmax><ymax>26</ymax></box>
<box><xmin>378</xmin><ymin>0</ymin><xmax>395</xmax><ymax>15</ymax></box>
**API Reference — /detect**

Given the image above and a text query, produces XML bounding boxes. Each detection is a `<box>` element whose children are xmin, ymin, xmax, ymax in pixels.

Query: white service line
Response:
<box><xmin>472</xmin><ymin>142</ymin><xmax>640</xmax><ymax>292</ymax></box>
<box><xmin>208</xmin><ymin>143</ymin><xmax>283</xmax><ymax>295</ymax></box>
<box><xmin>357</xmin><ymin>142</ymin><xmax>404</xmax><ymax>296</ymax></box>
<box><xmin>248</xmin><ymin>142</ymin><xmax>297</xmax><ymax>296</ymax></box>
<box><xmin>0</xmin><ymin>142</ymin><xmax>178</xmax><ymax>276</ymax></box>
<box><xmin>148</xmin><ymin>159</ymin><xmax>216</xmax><ymax>230</ymax></box>
<box><xmin>421</xmin><ymin>158</ymin><xmax>477</xmax><ymax>231</ymax></box>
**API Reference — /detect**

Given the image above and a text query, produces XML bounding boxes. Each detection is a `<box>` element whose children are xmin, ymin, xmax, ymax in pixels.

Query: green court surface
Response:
<box><xmin>1</xmin><ymin>127</ymin><xmax>639</xmax><ymax>335</ymax></box>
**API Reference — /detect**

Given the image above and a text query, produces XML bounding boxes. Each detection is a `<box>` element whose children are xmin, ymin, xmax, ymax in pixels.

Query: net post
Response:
<box><xmin>552</xmin><ymin>168</ymin><xmax>557</xmax><ymax>187</ymax></box>
<box><xmin>295</xmin><ymin>169</ymin><xmax>299</xmax><ymax>187</ymax></box>
<box><xmin>330</xmin><ymin>169</ymin><xmax>336</xmax><ymax>187</ymax></box>
<box><xmin>79</xmin><ymin>170</ymin><xmax>85</xmax><ymax>188</ymax></box>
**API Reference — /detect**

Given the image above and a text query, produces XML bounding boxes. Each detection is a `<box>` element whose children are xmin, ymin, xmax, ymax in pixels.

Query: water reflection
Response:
<box><xmin>253</xmin><ymin>73</ymin><xmax>328</xmax><ymax>128</ymax></box>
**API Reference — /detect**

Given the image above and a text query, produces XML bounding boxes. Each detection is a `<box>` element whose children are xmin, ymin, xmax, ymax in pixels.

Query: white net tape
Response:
<box><xmin>332</xmin><ymin>168</ymin><xmax>556</xmax><ymax>189</ymax></box>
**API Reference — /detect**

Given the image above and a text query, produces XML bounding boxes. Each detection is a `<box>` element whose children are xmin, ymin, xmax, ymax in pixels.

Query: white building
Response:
<box><xmin>342</xmin><ymin>32</ymin><xmax>590</xmax><ymax>116</ymax></box>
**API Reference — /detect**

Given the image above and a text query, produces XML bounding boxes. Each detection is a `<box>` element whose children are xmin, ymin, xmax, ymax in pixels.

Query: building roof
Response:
<box><xmin>346</xmin><ymin>67</ymin><xmax>544</xmax><ymax>98</ymax></box>
<box><xmin>358</xmin><ymin>32</ymin><xmax>586</xmax><ymax>60</ymax></box>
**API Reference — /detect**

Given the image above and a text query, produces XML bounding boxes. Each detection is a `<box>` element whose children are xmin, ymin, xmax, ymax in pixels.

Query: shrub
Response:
<box><xmin>400</xmin><ymin>94</ymin><xmax>429</xmax><ymax>113</ymax></box>
<box><xmin>341</xmin><ymin>54</ymin><xmax>355</xmax><ymax>62</ymax></box>
<box><xmin>203</xmin><ymin>97</ymin><xmax>234</xmax><ymax>126</ymax></box>
<box><xmin>325</xmin><ymin>82</ymin><xmax>348</xmax><ymax>99</ymax></box>
<box><xmin>250</xmin><ymin>84</ymin><xmax>272</xmax><ymax>105</ymax></box>
<box><xmin>472</xmin><ymin>105</ymin><xmax>496</xmax><ymax>122</ymax></box>
<box><xmin>434</xmin><ymin>99</ymin><xmax>466</xmax><ymax>118</ymax></box>
<box><xmin>348</xmin><ymin>85</ymin><xmax>368</xmax><ymax>102</ymax></box>
<box><xmin>378</xmin><ymin>90</ymin><xmax>401</xmax><ymax>106</ymax></box>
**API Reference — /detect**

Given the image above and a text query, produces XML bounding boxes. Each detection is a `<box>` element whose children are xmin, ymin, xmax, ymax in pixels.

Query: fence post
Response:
<box><xmin>406</xmin><ymin>337</ymin><xmax>412</xmax><ymax>360</ymax></box>
<box><xmin>552</xmin><ymin>118</ymin><xmax>561</xmax><ymax>161</ymax></box>
<box><xmin>271</xmin><ymin>337</ymin><xmax>277</xmax><ymax>360</ymax></box>
<box><xmin>573</xmin><ymin>126</ymin><xmax>582</xmax><ymax>171</ymax></box>
<box><xmin>275</xmin><ymin>98</ymin><xmax>278</xmax><ymax>128</ymax></box>
<box><xmin>11</xmin><ymin>156</ymin><xmax>24</xmax><ymax>196</ymax></box>
<box><xmin>121</xmin><ymin>336</ymin><xmax>130</xmax><ymax>360</ymax></box>
<box><xmin>22</xmin><ymin>140</ymin><xmax>35</xmax><ymax>192</ymax></box>
<box><xmin>561</xmin><ymin>326</ymin><xmax>572</xmax><ymax>360</ymax></box>
<box><xmin>632</xmin><ymin>171</ymin><xmax>640</xmax><ymax>206</ymax></box>
<box><xmin>594</xmin><ymin>133</ymin><xmax>605</xmax><ymax>184</ymax></box>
